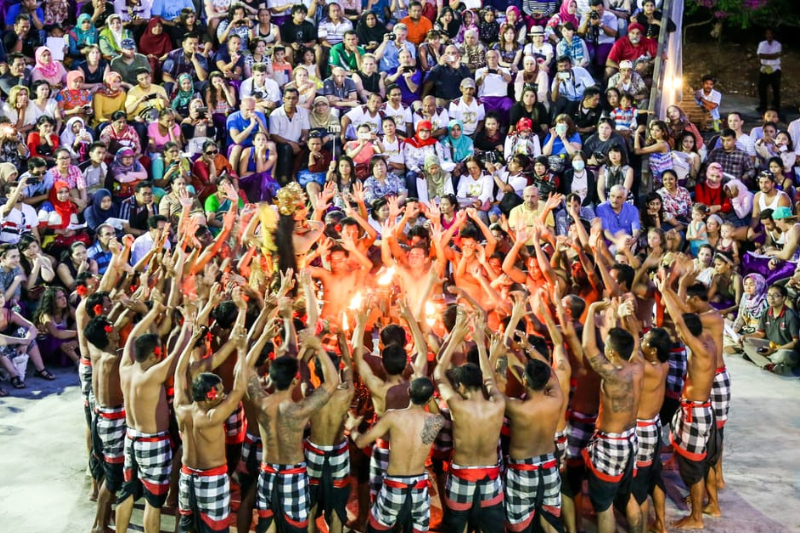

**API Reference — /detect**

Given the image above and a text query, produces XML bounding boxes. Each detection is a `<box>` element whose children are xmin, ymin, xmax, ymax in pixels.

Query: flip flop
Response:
<box><xmin>10</xmin><ymin>376</ymin><xmax>24</xmax><ymax>389</ymax></box>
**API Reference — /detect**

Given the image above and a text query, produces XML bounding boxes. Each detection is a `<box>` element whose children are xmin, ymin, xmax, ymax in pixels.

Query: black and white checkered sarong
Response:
<box><xmin>711</xmin><ymin>367</ymin><xmax>731</xmax><ymax>429</ymax></box>
<box><xmin>635</xmin><ymin>416</ymin><xmax>661</xmax><ymax>468</ymax></box>
<box><xmin>670</xmin><ymin>399</ymin><xmax>713</xmax><ymax>461</ymax></box>
<box><xmin>95</xmin><ymin>405</ymin><xmax>126</xmax><ymax>463</ymax></box>
<box><xmin>369</xmin><ymin>473</ymin><xmax>431</xmax><ymax>533</ymax></box>
<box><xmin>369</xmin><ymin>438</ymin><xmax>390</xmax><ymax>499</ymax></box>
<box><xmin>122</xmin><ymin>428</ymin><xmax>172</xmax><ymax>506</ymax></box>
<box><xmin>582</xmin><ymin>426</ymin><xmax>638</xmax><ymax>482</ymax></box>
<box><xmin>444</xmin><ymin>464</ymin><xmax>503</xmax><ymax>511</ymax></box>
<box><xmin>566</xmin><ymin>410</ymin><xmax>597</xmax><ymax>461</ymax></box>
<box><xmin>305</xmin><ymin>438</ymin><xmax>350</xmax><ymax>486</ymax></box>
<box><xmin>554</xmin><ymin>429</ymin><xmax>567</xmax><ymax>471</ymax></box>
<box><xmin>223</xmin><ymin>401</ymin><xmax>246</xmax><ymax>444</ymax></box>
<box><xmin>665</xmin><ymin>344</ymin><xmax>687</xmax><ymax>399</ymax></box>
<box><xmin>256</xmin><ymin>462</ymin><xmax>310</xmax><ymax>533</ymax></box>
<box><xmin>178</xmin><ymin>464</ymin><xmax>230</xmax><ymax>532</ymax></box>
<box><xmin>504</xmin><ymin>453</ymin><xmax>561</xmax><ymax>532</ymax></box>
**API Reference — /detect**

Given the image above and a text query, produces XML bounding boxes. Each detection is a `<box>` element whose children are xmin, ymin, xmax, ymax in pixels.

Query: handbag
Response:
<box><xmin>498</xmin><ymin>172</ymin><xmax>523</xmax><ymax>216</ymax></box>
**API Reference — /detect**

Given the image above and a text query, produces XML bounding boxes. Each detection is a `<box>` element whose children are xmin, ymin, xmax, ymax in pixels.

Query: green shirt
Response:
<box><xmin>329</xmin><ymin>43</ymin><xmax>365</xmax><ymax>72</ymax></box>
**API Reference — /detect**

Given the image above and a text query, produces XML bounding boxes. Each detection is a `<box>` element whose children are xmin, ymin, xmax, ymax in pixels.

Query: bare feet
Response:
<box><xmin>672</xmin><ymin>515</ymin><xmax>704</xmax><ymax>530</ymax></box>
<box><xmin>87</xmin><ymin>483</ymin><xmax>98</xmax><ymax>502</ymax></box>
<box><xmin>716</xmin><ymin>475</ymin><xmax>726</xmax><ymax>490</ymax></box>
<box><xmin>649</xmin><ymin>519</ymin><xmax>668</xmax><ymax>533</ymax></box>
<box><xmin>703</xmin><ymin>503</ymin><xmax>722</xmax><ymax>517</ymax></box>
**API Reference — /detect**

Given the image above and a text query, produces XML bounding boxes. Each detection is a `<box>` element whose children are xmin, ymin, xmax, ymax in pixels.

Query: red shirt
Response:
<box><xmin>694</xmin><ymin>183</ymin><xmax>732</xmax><ymax>214</ymax></box>
<box><xmin>608</xmin><ymin>37</ymin><xmax>658</xmax><ymax>65</ymax></box>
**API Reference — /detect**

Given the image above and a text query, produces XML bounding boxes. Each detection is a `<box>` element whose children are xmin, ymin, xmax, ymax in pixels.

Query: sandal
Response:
<box><xmin>10</xmin><ymin>376</ymin><xmax>25</xmax><ymax>389</ymax></box>
<box><xmin>0</xmin><ymin>388</ymin><xmax>8</xmax><ymax>397</ymax></box>
<box><xmin>33</xmin><ymin>368</ymin><xmax>55</xmax><ymax>381</ymax></box>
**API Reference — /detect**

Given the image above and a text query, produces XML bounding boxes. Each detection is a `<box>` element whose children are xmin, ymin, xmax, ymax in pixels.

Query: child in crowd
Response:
<box><xmin>687</xmin><ymin>202</ymin><xmax>709</xmax><ymax>257</ymax></box>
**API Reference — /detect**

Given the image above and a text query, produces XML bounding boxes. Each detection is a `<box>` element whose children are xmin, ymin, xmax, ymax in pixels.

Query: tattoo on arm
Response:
<box><xmin>420</xmin><ymin>414</ymin><xmax>444</xmax><ymax>445</ymax></box>
<box><xmin>246</xmin><ymin>374</ymin><xmax>267</xmax><ymax>402</ymax></box>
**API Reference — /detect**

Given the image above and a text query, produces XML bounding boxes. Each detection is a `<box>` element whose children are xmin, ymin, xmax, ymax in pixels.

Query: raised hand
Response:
<box><xmin>278</xmin><ymin>267</ymin><xmax>295</xmax><ymax>297</ymax></box>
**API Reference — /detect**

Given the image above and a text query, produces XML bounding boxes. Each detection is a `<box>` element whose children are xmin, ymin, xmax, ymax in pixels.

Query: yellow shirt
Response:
<box><xmin>124</xmin><ymin>85</ymin><xmax>168</xmax><ymax>121</ymax></box>
<box><xmin>508</xmin><ymin>203</ymin><xmax>555</xmax><ymax>246</ymax></box>
<box><xmin>91</xmin><ymin>91</ymin><xmax>127</xmax><ymax>127</ymax></box>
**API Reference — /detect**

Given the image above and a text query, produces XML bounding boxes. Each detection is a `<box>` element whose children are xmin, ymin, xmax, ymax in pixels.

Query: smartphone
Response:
<box><xmin>146</xmin><ymin>93</ymin><xmax>158</xmax><ymax>100</ymax></box>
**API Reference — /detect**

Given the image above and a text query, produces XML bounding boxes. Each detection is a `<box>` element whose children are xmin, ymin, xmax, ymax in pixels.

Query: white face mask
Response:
<box><xmin>572</xmin><ymin>160</ymin><xmax>585</xmax><ymax>171</ymax></box>
<box><xmin>556</xmin><ymin>123</ymin><xmax>567</xmax><ymax>135</ymax></box>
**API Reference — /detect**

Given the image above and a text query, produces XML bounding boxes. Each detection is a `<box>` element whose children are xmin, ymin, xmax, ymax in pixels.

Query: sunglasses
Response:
<box><xmin>205</xmin><ymin>150</ymin><xmax>219</xmax><ymax>155</ymax></box>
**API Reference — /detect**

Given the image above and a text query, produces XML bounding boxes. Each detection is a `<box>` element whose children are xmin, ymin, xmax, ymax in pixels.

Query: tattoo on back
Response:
<box><xmin>421</xmin><ymin>415</ymin><xmax>444</xmax><ymax>445</ymax></box>
<box><xmin>247</xmin><ymin>374</ymin><xmax>267</xmax><ymax>402</ymax></box>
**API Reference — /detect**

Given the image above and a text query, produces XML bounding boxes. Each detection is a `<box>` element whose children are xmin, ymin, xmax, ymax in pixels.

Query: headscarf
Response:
<box><xmin>34</xmin><ymin>47</ymin><xmax>60</xmax><ymax>79</ymax></box>
<box><xmin>139</xmin><ymin>17</ymin><xmax>172</xmax><ymax>58</ymax></box>
<box><xmin>48</xmin><ymin>180</ymin><xmax>76</xmax><ymax>230</ymax></box>
<box><xmin>355</xmin><ymin>11</ymin><xmax>386</xmax><ymax>47</ymax></box>
<box><xmin>66</xmin><ymin>70</ymin><xmax>84</xmax><ymax>90</ymax></box>
<box><xmin>0</xmin><ymin>162</ymin><xmax>18</xmax><ymax>184</ymax></box>
<box><xmin>706</xmin><ymin>162</ymin><xmax>723</xmax><ymax>187</ymax></box>
<box><xmin>111</xmin><ymin>148</ymin><xmax>142</xmax><ymax>174</ymax></box>
<box><xmin>559</xmin><ymin>0</ymin><xmax>580</xmax><ymax>28</ymax></box>
<box><xmin>101</xmin><ymin>14</ymin><xmax>125</xmax><ymax>52</ymax></box>
<box><xmin>309</xmin><ymin>96</ymin><xmax>334</xmax><ymax>129</ymax></box>
<box><xmin>445</xmin><ymin>119</ymin><xmax>474</xmax><ymax>163</ymax></box>
<box><xmin>742</xmin><ymin>273</ymin><xmax>768</xmax><ymax>317</ymax></box>
<box><xmin>85</xmin><ymin>188</ymin><xmax>119</xmax><ymax>230</ymax></box>
<box><xmin>171</xmin><ymin>73</ymin><xmax>196</xmax><ymax>110</ymax></box>
<box><xmin>103</xmin><ymin>71</ymin><xmax>122</xmax><ymax>98</ymax></box>
<box><xmin>61</xmin><ymin>116</ymin><xmax>92</xmax><ymax>148</ymax></box>
<box><xmin>457</xmin><ymin>9</ymin><xmax>479</xmax><ymax>43</ymax></box>
<box><xmin>423</xmin><ymin>154</ymin><xmax>449</xmax><ymax>201</ymax></box>
<box><xmin>405</xmin><ymin>121</ymin><xmax>438</xmax><ymax>149</ymax></box>
<box><xmin>73</xmin><ymin>14</ymin><xmax>98</xmax><ymax>47</ymax></box>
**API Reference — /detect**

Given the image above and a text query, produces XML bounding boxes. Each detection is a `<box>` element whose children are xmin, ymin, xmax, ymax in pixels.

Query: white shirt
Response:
<box><xmin>412</xmin><ymin>108</ymin><xmax>450</xmax><ymax>133</ymax></box>
<box><xmin>380</xmin><ymin>135</ymin><xmax>405</xmax><ymax>166</ymax></box>
<box><xmin>757</xmin><ymin>39</ymin><xmax>781</xmax><ymax>71</ymax></box>
<box><xmin>495</xmin><ymin>171</ymin><xmax>528</xmax><ymax>202</ymax></box>
<box><xmin>448</xmin><ymin>98</ymin><xmax>486</xmax><ymax>136</ymax></box>
<box><xmin>318</xmin><ymin>18</ymin><xmax>353</xmax><ymax>45</ymax></box>
<box><xmin>131</xmin><ymin>231</ymin><xmax>171</xmax><ymax>266</ymax></box>
<box><xmin>344</xmin><ymin>106</ymin><xmax>384</xmax><ymax>135</ymax></box>
<box><xmin>0</xmin><ymin>204</ymin><xmax>38</xmax><ymax>244</ymax></box>
<box><xmin>381</xmin><ymin>102</ymin><xmax>412</xmax><ymax>134</ymax></box>
<box><xmin>269</xmin><ymin>106</ymin><xmax>311</xmax><ymax>142</ymax></box>
<box><xmin>579</xmin><ymin>11</ymin><xmax>618</xmax><ymax>45</ymax></box>
<box><xmin>551</xmin><ymin>66</ymin><xmax>595</xmax><ymax>102</ymax></box>
<box><xmin>475</xmin><ymin>67</ymin><xmax>511</xmax><ymax>98</ymax></box>
<box><xmin>456</xmin><ymin>173</ymin><xmax>494</xmax><ymax>206</ymax></box>
<box><xmin>240</xmin><ymin>77</ymin><xmax>282</xmax><ymax>104</ymax></box>
<box><xmin>523</xmin><ymin>42</ymin><xmax>554</xmax><ymax>65</ymax></box>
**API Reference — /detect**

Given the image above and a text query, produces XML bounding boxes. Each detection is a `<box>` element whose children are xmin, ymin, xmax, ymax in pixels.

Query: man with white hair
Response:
<box><xmin>321</xmin><ymin>67</ymin><xmax>359</xmax><ymax>112</ymax></box>
<box><xmin>475</xmin><ymin>50</ymin><xmax>513</xmax><ymax>128</ymax></box>
<box><xmin>596</xmin><ymin>184</ymin><xmax>640</xmax><ymax>247</ymax></box>
<box><xmin>375</xmin><ymin>23</ymin><xmax>416</xmax><ymax>72</ymax></box>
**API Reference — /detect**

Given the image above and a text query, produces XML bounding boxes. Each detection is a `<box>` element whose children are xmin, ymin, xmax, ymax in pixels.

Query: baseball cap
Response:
<box><xmin>529</xmin><ymin>25</ymin><xmax>544</xmax><ymax>35</ymax></box>
<box><xmin>772</xmin><ymin>206</ymin><xmax>796</xmax><ymax>220</ymax></box>
<box><xmin>619</xmin><ymin>60</ymin><xmax>633</xmax><ymax>69</ymax></box>
<box><xmin>460</xmin><ymin>78</ymin><xmax>476</xmax><ymax>89</ymax></box>
<box><xmin>121</xmin><ymin>38</ymin><xmax>136</xmax><ymax>50</ymax></box>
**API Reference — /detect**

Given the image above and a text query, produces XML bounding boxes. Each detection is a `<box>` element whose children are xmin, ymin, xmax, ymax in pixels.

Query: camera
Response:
<box><xmin>196</xmin><ymin>106</ymin><xmax>208</xmax><ymax>114</ymax></box>
<box><xmin>402</xmin><ymin>66</ymin><xmax>415</xmax><ymax>73</ymax></box>
<box><xmin>388</xmin><ymin>34</ymin><xmax>396</xmax><ymax>41</ymax></box>
<box><xmin>487</xmin><ymin>68</ymin><xmax>497</xmax><ymax>74</ymax></box>
<box><xmin>253</xmin><ymin>91</ymin><xmax>264</xmax><ymax>99</ymax></box>
<box><xmin>593</xmin><ymin>151</ymin><xmax>606</xmax><ymax>163</ymax></box>
<box><xmin>485</xmin><ymin>151</ymin><xmax>497</xmax><ymax>164</ymax></box>
<box><xmin>589</xmin><ymin>11</ymin><xmax>600</xmax><ymax>20</ymax></box>
<box><xmin>557</xmin><ymin>72</ymin><xmax>570</xmax><ymax>80</ymax></box>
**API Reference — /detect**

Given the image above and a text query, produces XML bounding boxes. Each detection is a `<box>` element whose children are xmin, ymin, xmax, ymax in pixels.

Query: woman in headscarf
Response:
<box><xmin>0</xmin><ymin>162</ymin><xmax>18</xmax><ymax>184</ymax></box>
<box><xmin>83</xmin><ymin>188</ymin><xmax>120</xmax><ymax>232</ymax></box>
<box><xmin>139</xmin><ymin>17</ymin><xmax>173</xmax><ymax>78</ymax></box>
<box><xmin>731</xmin><ymin>273</ymin><xmax>767</xmax><ymax>339</ymax></box>
<box><xmin>455</xmin><ymin>9</ymin><xmax>480</xmax><ymax>45</ymax></box>
<box><xmin>37</xmin><ymin>180</ymin><xmax>91</xmax><ymax>254</ymax></box>
<box><xmin>30</xmin><ymin>47</ymin><xmax>68</xmax><ymax>89</ymax></box>
<box><xmin>443</xmin><ymin>119</ymin><xmax>474</xmax><ymax>178</ymax></box>
<box><xmin>309</xmin><ymin>96</ymin><xmax>339</xmax><ymax>156</ymax></box>
<box><xmin>110</xmin><ymin>148</ymin><xmax>148</xmax><ymax>199</ymax></box>
<box><xmin>355</xmin><ymin>11</ymin><xmax>386</xmax><ymax>53</ymax></box>
<box><xmin>404</xmin><ymin>120</ymin><xmax>445</xmax><ymax>200</ymax></box>
<box><xmin>170</xmin><ymin>73</ymin><xmax>199</xmax><ymax>120</ymax></box>
<box><xmin>68</xmin><ymin>14</ymin><xmax>99</xmax><ymax>60</ymax></box>
<box><xmin>57</xmin><ymin>71</ymin><xmax>94</xmax><ymax>123</ymax></box>
<box><xmin>60</xmin><ymin>116</ymin><xmax>93</xmax><ymax>164</ymax></box>
<box><xmin>435</xmin><ymin>7</ymin><xmax>462</xmax><ymax>40</ymax></box>
<box><xmin>545</xmin><ymin>0</ymin><xmax>580</xmax><ymax>43</ymax></box>
<box><xmin>419</xmin><ymin>153</ymin><xmax>453</xmax><ymax>205</ymax></box>
<box><xmin>98</xmin><ymin>14</ymin><xmax>133</xmax><ymax>60</ymax></box>
<box><xmin>90</xmin><ymin>71</ymin><xmax>126</xmax><ymax>127</ymax></box>
<box><xmin>503</xmin><ymin>6</ymin><xmax>526</xmax><ymax>45</ymax></box>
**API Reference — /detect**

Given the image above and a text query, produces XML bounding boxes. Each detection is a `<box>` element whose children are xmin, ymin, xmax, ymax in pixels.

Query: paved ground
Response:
<box><xmin>1</xmin><ymin>349</ymin><xmax>799</xmax><ymax>533</ymax></box>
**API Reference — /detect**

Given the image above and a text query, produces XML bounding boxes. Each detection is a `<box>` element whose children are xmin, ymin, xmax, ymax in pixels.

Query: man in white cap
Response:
<box><xmin>606</xmin><ymin>60</ymin><xmax>648</xmax><ymax>105</ymax></box>
<box><xmin>448</xmin><ymin>77</ymin><xmax>485</xmax><ymax>137</ymax></box>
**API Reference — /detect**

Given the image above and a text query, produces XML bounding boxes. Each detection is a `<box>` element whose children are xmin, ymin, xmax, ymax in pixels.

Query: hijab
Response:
<box><xmin>101</xmin><ymin>15</ymin><xmax>125</xmax><ymax>51</ymax></box>
<box><xmin>73</xmin><ymin>14</ymin><xmax>98</xmax><ymax>47</ymax></box>
<box><xmin>60</xmin><ymin>116</ymin><xmax>88</xmax><ymax>146</ymax></box>
<box><xmin>139</xmin><ymin>17</ymin><xmax>172</xmax><ymax>58</ymax></box>
<box><xmin>405</xmin><ymin>121</ymin><xmax>438</xmax><ymax>149</ymax></box>
<box><xmin>103</xmin><ymin>71</ymin><xmax>122</xmax><ymax>98</ymax></box>
<box><xmin>742</xmin><ymin>273</ymin><xmax>768</xmax><ymax>318</ymax></box>
<box><xmin>34</xmin><ymin>47</ymin><xmax>60</xmax><ymax>79</ymax></box>
<box><xmin>0</xmin><ymin>162</ymin><xmax>18</xmax><ymax>184</ymax></box>
<box><xmin>309</xmin><ymin>96</ymin><xmax>334</xmax><ymax>129</ymax></box>
<box><xmin>705</xmin><ymin>162</ymin><xmax>723</xmax><ymax>188</ymax></box>
<box><xmin>66</xmin><ymin>70</ymin><xmax>84</xmax><ymax>90</ymax></box>
<box><xmin>48</xmin><ymin>180</ymin><xmax>76</xmax><ymax>230</ymax></box>
<box><xmin>355</xmin><ymin>11</ymin><xmax>386</xmax><ymax>47</ymax></box>
<box><xmin>559</xmin><ymin>0</ymin><xmax>580</xmax><ymax>28</ymax></box>
<box><xmin>171</xmin><ymin>73</ymin><xmax>196</xmax><ymax>110</ymax></box>
<box><xmin>423</xmin><ymin>154</ymin><xmax>449</xmax><ymax>201</ymax></box>
<box><xmin>111</xmin><ymin>148</ymin><xmax>143</xmax><ymax>174</ymax></box>
<box><xmin>445</xmin><ymin>119</ymin><xmax>474</xmax><ymax>162</ymax></box>
<box><xmin>85</xmin><ymin>188</ymin><xmax>119</xmax><ymax>230</ymax></box>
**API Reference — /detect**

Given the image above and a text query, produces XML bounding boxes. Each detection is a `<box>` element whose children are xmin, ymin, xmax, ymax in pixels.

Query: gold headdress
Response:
<box><xmin>276</xmin><ymin>182</ymin><xmax>306</xmax><ymax>216</ymax></box>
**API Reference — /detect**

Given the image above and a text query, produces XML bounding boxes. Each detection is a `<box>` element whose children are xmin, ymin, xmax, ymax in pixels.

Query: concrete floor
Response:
<box><xmin>1</xmin><ymin>352</ymin><xmax>799</xmax><ymax>533</ymax></box>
